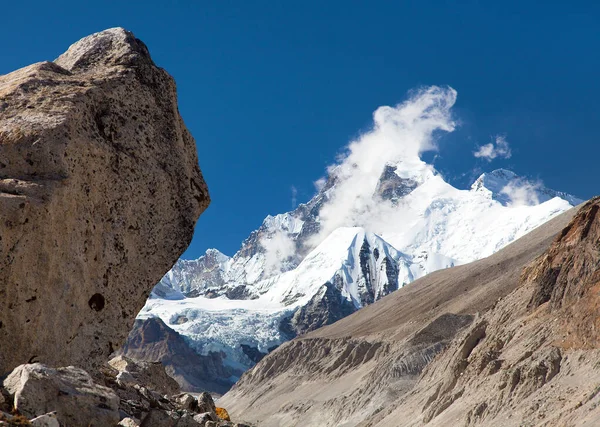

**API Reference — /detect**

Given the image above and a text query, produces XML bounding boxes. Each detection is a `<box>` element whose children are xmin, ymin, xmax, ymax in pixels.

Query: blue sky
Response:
<box><xmin>2</xmin><ymin>1</ymin><xmax>599</xmax><ymax>258</ymax></box>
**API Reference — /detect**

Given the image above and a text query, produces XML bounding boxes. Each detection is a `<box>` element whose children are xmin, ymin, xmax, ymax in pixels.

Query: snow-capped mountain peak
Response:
<box><xmin>137</xmin><ymin>87</ymin><xmax>584</xmax><ymax>393</ymax></box>
<box><xmin>471</xmin><ymin>168</ymin><xmax>582</xmax><ymax>207</ymax></box>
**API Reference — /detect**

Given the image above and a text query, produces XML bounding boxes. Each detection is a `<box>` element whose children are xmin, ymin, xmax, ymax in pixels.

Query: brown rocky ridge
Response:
<box><xmin>0</xmin><ymin>27</ymin><xmax>209</xmax><ymax>374</ymax></box>
<box><xmin>221</xmin><ymin>198</ymin><xmax>600</xmax><ymax>426</ymax></box>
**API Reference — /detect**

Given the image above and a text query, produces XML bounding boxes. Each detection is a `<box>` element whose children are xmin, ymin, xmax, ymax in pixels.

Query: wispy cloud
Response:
<box><xmin>291</xmin><ymin>186</ymin><xmax>298</xmax><ymax>209</ymax></box>
<box><xmin>474</xmin><ymin>135</ymin><xmax>512</xmax><ymax>161</ymax></box>
<box><xmin>260</xmin><ymin>230</ymin><xmax>296</xmax><ymax>275</ymax></box>
<box><xmin>308</xmin><ymin>85</ymin><xmax>457</xmax><ymax>247</ymax></box>
<box><xmin>500</xmin><ymin>180</ymin><xmax>541</xmax><ymax>207</ymax></box>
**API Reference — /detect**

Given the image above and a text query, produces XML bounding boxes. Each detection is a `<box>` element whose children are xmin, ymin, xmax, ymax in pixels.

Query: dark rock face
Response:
<box><xmin>0</xmin><ymin>28</ymin><xmax>209</xmax><ymax>375</ymax></box>
<box><xmin>240</xmin><ymin>345</ymin><xmax>268</xmax><ymax>364</ymax></box>
<box><xmin>282</xmin><ymin>281</ymin><xmax>357</xmax><ymax>337</ymax></box>
<box><xmin>374</xmin><ymin>164</ymin><xmax>419</xmax><ymax>204</ymax></box>
<box><xmin>122</xmin><ymin>317</ymin><xmax>238</xmax><ymax>394</ymax></box>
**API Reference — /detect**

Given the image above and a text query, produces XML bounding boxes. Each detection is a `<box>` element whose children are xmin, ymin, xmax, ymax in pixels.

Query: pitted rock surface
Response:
<box><xmin>0</xmin><ymin>27</ymin><xmax>209</xmax><ymax>374</ymax></box>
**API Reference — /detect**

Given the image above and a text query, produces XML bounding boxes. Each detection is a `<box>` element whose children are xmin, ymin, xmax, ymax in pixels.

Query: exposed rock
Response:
<box><xmin>196</xmin><ymin>392</ymin><xmax>217</xmax><ymax>415</ymax></box>
<box><xmin>3</xmin><ymin>364</ymin><xmax>119</xmax><ymax>426</ymax></box>
<box><xmin>139</xmin><ymin>409</ymin><xmax>178</xmax><ymax>427</ymax></box>
<box><xmin>193</xmin><ymin>413</ymin><xmax>216</xmax><ymax>424</ymax></box>
<box><xmin>0</xmin><ymin>27</ymin><xmax>209</xmax><ymax>375</ymax></box>
<box><xmin>108</xmin><ymin>355</ymin><xmax>180</xmax><ymax>396</ymax></box>
<box><xmin>118</xmin><ymin>418</ymin><xmax>141</xmax><ymax>427</ymax></box>
<box><xmin>121</xmin><ymin>317</ymin><xmax>237</xmax><ymax>394</ymax></box>
<box><xmin>29</xmin><ymin>413</ymin><xmax>59</xmax><ymax>427</ymax></box>
<box><xmin>281</xmin><ymin>281</ymin><xmax>358</xmax><ymax>338</ymax></box>
<box><xmin>374</xmin><ymin>164</ymin><xmax>419</xmax><ymax>204</ymax></box>
<box><xmin>173</xmin><ymin>393</ymin><xmax>197</xmax><ymax>412</ymax></box>
<box><xmin>175</xmin><ymin>413</ymin><xmax>204</xmax><ymax>427</ymax></box>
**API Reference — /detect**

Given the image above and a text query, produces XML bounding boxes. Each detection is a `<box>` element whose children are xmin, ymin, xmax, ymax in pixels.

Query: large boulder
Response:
<box><xmin>0</xmin><ymin>28</ymin><xmax>209</xmax><ymax>374</ymax></box>
<box><xmin>108</xmin><ymin>355</ymin><xmax>180</xmax><ymax>396</ymax></box>
<box><xmin>3</xmin><ymin>363</ymin><xmax>119</xmax><ymax>426</ymax></box>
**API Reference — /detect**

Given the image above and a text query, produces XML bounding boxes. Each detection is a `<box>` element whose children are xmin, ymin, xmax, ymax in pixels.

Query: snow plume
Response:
<box><xmin>474</xmin><ymin>135</ymin><xmax>512</xmax><ymax>161</ymax></box>
<box><xmin>309</xmin><ymin>86</ymin><xmax>457</xmax><ymax>247</ymax></box>
<box><xmin>260</xmin><ymin>230</ymin><xmax>296</xmax><ymax>275</ymax></box>
<box><xmin>500</xmin><ymin>180</ymin><xmax>541</xmax><ymax>207</ymax></box>
<box><xmin>291</xmin><ymin>186</ymin><xmax>298</xmax><ymax>209</ymax></box>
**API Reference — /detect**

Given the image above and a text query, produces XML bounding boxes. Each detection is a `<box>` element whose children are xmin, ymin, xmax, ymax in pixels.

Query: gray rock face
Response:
<box><xmin>3</xmin><ymin>364</ymin><xmax>119</xmax><ymax>426</ymax></box>
<box><xmin>0</xmin><ymin>27</ymin><xmax>209</xmax><ymax>374</ymax></box>
<box><xmin>108</xmin><ymin>355</ymin><xmax>180</xmax><ymax>396</ymax></box>
<box><xmin>29</xmin><ymin>412</ymin><xmax>60</xmax><ymax>427</ymax></box>
<box><xmin>374</xmin><ymin>164</ymin><xmax>419</xmax><ymax>204</ymax></box>
<box><xmin>281</xmin><ymin>281</ymin><xmax>357</xmax><ymax>338</ymax></box>
<box><xmin>121</xmin><ymin>317</ymin><xmax>238</xmax><ymax>394</ymax></box>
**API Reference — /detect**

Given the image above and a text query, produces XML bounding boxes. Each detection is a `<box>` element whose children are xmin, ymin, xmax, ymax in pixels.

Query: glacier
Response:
<box><xmin>137</xmin><ymin>164</ymin><xmax>581</xmax><ymax>383</ymax></box>
<box><xmin>135</xmin><ymin>87</ymin><xmax>582</xmax><ymax>389</ymax></box>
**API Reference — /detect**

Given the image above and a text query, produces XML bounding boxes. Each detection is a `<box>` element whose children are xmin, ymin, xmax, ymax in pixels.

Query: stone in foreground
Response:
<box><xmin>0</xmin><ymin>27</ymin><xmax>209</xmax><ymax>375</ymax></box>
<box><xmin>3</xmin><ymin>364</ymin><xmax>119</xmax><ymax>426</ymax></box>
<box><xmin>108</xmin><ymin>355</ymin><xmax>180</xmax><ymax>396</ymax></box>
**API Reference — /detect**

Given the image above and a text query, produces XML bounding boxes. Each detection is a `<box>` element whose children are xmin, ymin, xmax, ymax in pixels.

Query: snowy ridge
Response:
<box><xmin>139</xmin><ymin>86</ymin><xmax>583</xmax><ymax>391</ymax></box>
<box><xmin>140</xmin><ymin>160</ymin><xmax>580</xmax><ymax>385</ymax></box>
<box><xmin>140</xmin><ymin>227</ymin><xmax>404</xmax><ymax>372</ymax></box>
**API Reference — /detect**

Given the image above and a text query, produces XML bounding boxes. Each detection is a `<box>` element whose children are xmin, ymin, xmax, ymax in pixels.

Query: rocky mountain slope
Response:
<box><xmin>122</xmin><ymin>317</ymin><xmax>237</xmax><ymax>395</ymax></box>
<box><xmin>221</xmin><ymin>199</ymin><xmax>600</xmax><ymax>426</ymax></box>
<box><xmin>0</xmin><ymin>27</ymin><xmax>209</xmax><ymax>375</ymax></box>
<box><xmin>138</xmin><ymin>163</ymin><xmax>581</xmax><ymax>391</ymax></box>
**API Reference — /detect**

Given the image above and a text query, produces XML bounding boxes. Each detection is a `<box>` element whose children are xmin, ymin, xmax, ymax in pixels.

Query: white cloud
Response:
<box><xmin>500</xmin><ymin>180</ymin><xmax>541</xmax><ymax>207</ymax></box>
<box><xmin>291</xmin><ymin>186</ymin><xmax>298</xmax><ymax>209</ymax></box>
<box><xmin>260</xmin><ymin>230</ymin><xmax>296</xmax><ymax>275</ymax></box>
<box><xmin>307</xmin><ymin>85</ymin><xmax>457</xmax><ymax>248</ymax></box>
<box><xmin>474</xmin><ymin>135</ymin><xmax>512</xmax><ymax>161</ymax></box>
<box><xmin>314</xmin><ymin>177</ymin><xmax>327</xmax><ymax>192</ymax></box>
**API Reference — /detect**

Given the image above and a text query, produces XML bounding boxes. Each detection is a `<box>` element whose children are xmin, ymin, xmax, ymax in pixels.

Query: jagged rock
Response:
<box><xmin>374</xmin><ymin>164</ymin><xmax>419</xmax><ymax>203</ymax></box>
<box><xmin>30</xmin><ymin>412</ymin><xmax>59</xmax><ymax>427</ymax></box>
<box><xmin>173</xmin><ymin>393</ymin><xmax>197</xmax><ymax>411</ymax></box>
<box><xmin>140</xmin><ymin>409</ymin><xmax>178</xmax><ymax>427</ymax></box>
<box><xmin>281</xmin><ymin>281</ymin><xmax>357</xmax><ymax>337</ymax></box>
<box><xmin>118</xmin><ymin>418</ymin><xmax>141</xmax><ymax>427</ymax></box>
<box><xmin>3</xmin><ymin>364</ymin><xmax>119</xmax><ymax>426</ymax></box>
<box><xmin>109</xmin><ymin>355</ymin><xmax>180</xmax><ymax>396</ymax></box>
<box><xmin>193</xmin><ymin>413</ymin><xmax>216</xmax><ymax>424</ymax></box>
<box><xmin>197</xmin><ymin>392</ymin><xmax>217</xmax><ymax>415</ymax></box>
<box><xmin>175</xmin><ymin>413</ymin><xmax>203</xmax><ymax>427</ymax></box>
<box><xmin>0</xmin><ymin>27</ymin><xmax>209</xmax><ymax>375</ymax></box>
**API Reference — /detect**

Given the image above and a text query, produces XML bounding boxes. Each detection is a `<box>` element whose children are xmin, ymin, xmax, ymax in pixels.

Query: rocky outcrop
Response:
<box><xmin>280</xmin><ymin>281</ymin><xmax>357</xmax><ymax>338</ymax></box>
<box><xmin>121</xmin><ymin>318</ymin><xmax>238</xmax><ymax>394</ymax></box>
<box><xmin>108</xmin><ymin>356</ymin><xmax>180</xmax><ymax>397</ymax></box>
<box><xmin>3</xmin><ymin>364</ymin><xmax>119</xmax><ymax>426</ymax></box>
<box><xmin>1</xmin><ymin>362</ymin><xmax>251</xmax><ymax>427</ymax></box>
<box><xmin>374</xmin><ymin>164</ymin><xmax>419</xmax><ymax>204</ymax></box>
<box><xmin>0</xmin><ymin>27</ymin><xmax>209</xmax><ymax>375</ymax></box>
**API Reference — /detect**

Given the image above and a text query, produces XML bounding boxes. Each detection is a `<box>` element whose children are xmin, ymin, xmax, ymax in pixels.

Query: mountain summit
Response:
<box><xmin>136</xmin><ymin>157</ymin><xmax>580</xmax><ymax>391</ymax></box>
